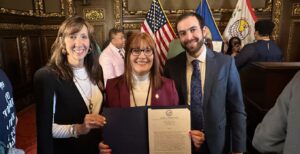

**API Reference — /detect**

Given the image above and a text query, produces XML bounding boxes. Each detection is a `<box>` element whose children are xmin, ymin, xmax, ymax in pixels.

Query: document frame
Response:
<box><xmin>102</xmin><ymin>105</ymin><xmax>190</xmax><ymax>154</ymax></box>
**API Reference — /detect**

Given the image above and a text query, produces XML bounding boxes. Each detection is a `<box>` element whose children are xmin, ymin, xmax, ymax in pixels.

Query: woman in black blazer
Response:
<box><xmin>34</xmin><ymin>16</ymin><xmax>106</xmax><ymax>154</ymax></box>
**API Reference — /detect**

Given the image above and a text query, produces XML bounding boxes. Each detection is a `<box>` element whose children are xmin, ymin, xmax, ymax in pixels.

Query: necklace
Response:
<box><xmin>74</xmin><ymin>77</ymin><xmax>93</xmax><ymax>113</ymax></box>
<box><xmin>131</xmin><ymin>79</ymin><xmax>151</xmax><ymax>107</ymax></box>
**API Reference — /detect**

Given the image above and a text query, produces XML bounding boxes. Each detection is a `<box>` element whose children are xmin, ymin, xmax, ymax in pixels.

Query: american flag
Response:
<box><xmin>141</xmin><ymin>0</ymin><xmax>176</xmax><ymax>70</ymax></box>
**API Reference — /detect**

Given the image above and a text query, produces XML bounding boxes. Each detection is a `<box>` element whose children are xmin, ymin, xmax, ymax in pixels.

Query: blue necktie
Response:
<box><xmin>191</xmin><ymin>60</ymin><xmax>204</xmax><ymax>130</ymax></box>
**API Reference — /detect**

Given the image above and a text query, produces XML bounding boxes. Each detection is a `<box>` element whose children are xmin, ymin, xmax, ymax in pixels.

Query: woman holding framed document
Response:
<box><xmin>99</xmin><ymin>32</ymin><xmax>179</xmax><ymax>153</ymax></box>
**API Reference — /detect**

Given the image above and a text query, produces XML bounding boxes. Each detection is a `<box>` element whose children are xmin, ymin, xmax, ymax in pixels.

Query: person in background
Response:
<box><xmin>99</xmin><ymin>32</ymin><xmax>179</xmax><ymax>154</ymax></box>
<box><xmin>34</xmin><ymin>16</ymin><xmax>106</xmax><ymax>154</ymax></box>
<box><xmin>226</xmin><ymin>37</ymin><xmax>241</xmax><ymax>57</ymax></box>
<box><xmin>235</xmin><ymin>19</ymin><xmax>283</xmax><ymax>70</ymax></box>
<box><xmin>164</xmin><ymin>12</ymin><xmax>246</xmax><ymax>154</ymax></box>
<box><xmin>0</xmin><ymin>69</ymin><xmax>24</xmax><ymax>154</ymax></box>
<box><xmin>252</xmin><ymin>70</ymin><xmax>300</xmax><ymax>154</ymax></box>
<box><xmin>99</xmin><ymin>28</ymin><xmax>126</xmax><ymax>85</ymax></box>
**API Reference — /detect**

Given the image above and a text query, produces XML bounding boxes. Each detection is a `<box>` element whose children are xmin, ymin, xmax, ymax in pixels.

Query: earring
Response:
<box><xmin>62</xmin><ymin>48</ymin><xmax>67</xmax><ymax>54</ymax></box>
<box><xmin>87</xmin><ymin>47</ymin><xmax>92</xmax><ymax>54</ymax></box>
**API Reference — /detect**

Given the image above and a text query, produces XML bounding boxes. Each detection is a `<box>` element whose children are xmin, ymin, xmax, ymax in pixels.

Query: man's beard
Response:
<box><xmin>181</xmin><ymin>37</ymin><xmax>205</xmax><ymax>56</ymax></box>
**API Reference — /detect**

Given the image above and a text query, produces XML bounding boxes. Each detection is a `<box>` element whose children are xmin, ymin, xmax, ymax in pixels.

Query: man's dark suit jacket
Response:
<box><xmin>105</xmin><ymin>75</ymin><xmax>179</xmax><ymax>107</ymax></box>
<box><xmin>235</xmin><ymin>40</ymin><xmax>283</xmax><ymax>70</ymax></box>
<box><xmin>164</xmin><ymin>49</ymin><xmax>247</xmax><ymax>153</ymax></box>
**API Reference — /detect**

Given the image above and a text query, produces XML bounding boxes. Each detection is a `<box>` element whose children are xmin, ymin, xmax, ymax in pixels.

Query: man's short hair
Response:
<box><xmin>255</xmin><ymin>20</ymin><xmax>275</xmax><ymax>36</ymax></box>
<box><xmin>175</xmin><ymin>12</ymin><xmax>205</xmax><ymax>34</ymax></box>
<box><xmin>109</xmin><ymin>28</ymin><xmax>123</xmax><ymax>41</ymax></box>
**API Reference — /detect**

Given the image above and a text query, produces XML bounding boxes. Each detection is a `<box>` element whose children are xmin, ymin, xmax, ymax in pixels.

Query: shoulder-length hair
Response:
<box><xmin>226</xmin><ymin>36</ymin><xmax>241</xmax><ymax>55</ymax></box>
<box><xmin>47</xmin><ymin>15</ymin><xmax>104</xmax><ymax>90</ymax></box>
<box><xmin>124</xmin><ymin>32</ymin><xmax>162</xmax><ymax>90</ymax></box>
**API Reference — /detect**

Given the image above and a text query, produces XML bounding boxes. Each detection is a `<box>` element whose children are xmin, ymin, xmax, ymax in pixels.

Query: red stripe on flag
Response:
<box><xmin>246</xmin><ymin>0</ymin><xmax>257</xmax><ymax>21</ymax></box>
<box><xmin>157</xmin><ymin>39</ymin><xmax>167</xmax><ymax>62</ymax></box>
<box><xmin>154</xmin><ymin>36</ymin><xmax>165</xmax><ymax>68</ymax></box>
<box><xmin>166</xmin><ymin>24</ymin><xmax>176</xmax><ymax>38</ymax></box>
<box><xmin>141</xmin><ymin>24</ymin><xmax>150</xmax><ymax>34</ymax></box>
<box><xmin>156</xmin><ymin>46</ymin><xmax>164</xmax><ymax>66</ymax></box>
<box><xmin>162</xmin><ymin>27</ymin><xmax>171</xmax><ymax>43</ymax></box>
<box><xmin>157</xmin><ymin>30</ymin><xmax>168</xmax><ymax>57</ymax></box>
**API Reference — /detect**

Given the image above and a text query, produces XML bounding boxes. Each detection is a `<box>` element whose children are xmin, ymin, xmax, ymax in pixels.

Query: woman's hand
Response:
<box><xmin>76</xmin><ymin>114</ymin><xmax>107</xmax><ymax>135</ymax></box>
<box><xmin>99</xmin><ymin>142</ymin><xmax>112</xmax><ymax>154</ymax></box>
<box><xmin>190</xmin><ymin>130</ymin><xmax>205</xmax><ymax>151</ymax></box>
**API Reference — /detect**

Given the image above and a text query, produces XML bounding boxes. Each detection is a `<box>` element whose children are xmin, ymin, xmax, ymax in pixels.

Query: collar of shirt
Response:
<box><xmin>186</xmin><ymin>45</ymin><xmax>207</xmax><ymax>65</ymax></box>
<box><xmin>109</xmin><ymin>42</ymin><xmax>124</xmax><ymax>55</ymax></box>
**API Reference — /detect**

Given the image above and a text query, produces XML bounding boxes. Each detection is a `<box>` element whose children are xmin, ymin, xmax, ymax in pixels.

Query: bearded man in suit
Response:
<box><xmin>164</xmin><ymin>12</ymin><xmax>246</xmax><ymax>154</ymax></box>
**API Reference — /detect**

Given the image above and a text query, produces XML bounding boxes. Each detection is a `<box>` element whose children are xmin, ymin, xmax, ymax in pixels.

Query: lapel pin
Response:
<box><xmin>155</xmin><ymin>94</ymin><xmax>159</xmax><ymax>99</ymax></box>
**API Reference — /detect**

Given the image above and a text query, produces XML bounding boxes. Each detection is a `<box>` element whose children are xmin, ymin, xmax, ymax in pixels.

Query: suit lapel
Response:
<box><xmin>204</xmin><ymin>49</ymin><xmax>217</xmax><ymax>106</ymax></box>
<box><xmin>179</xmin><ymin>53</ymin><xmax>188</xmax><ymax>105</ymax></box>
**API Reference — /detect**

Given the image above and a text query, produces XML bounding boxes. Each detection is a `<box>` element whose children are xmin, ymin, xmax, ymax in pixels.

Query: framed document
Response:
<box><xmin>102</xmin><ymin>106</ymin><xmax>190</xmax><ymax>154</ymax></box>
<box><xmin>102</xmin><ymin>107</ymin><xmax>148</xmax><ymax>154</ymax></box>
<box><xmin>148</xmin><ymin>107</ymin><xmax>191</xmax><ymax>154</ymax></box>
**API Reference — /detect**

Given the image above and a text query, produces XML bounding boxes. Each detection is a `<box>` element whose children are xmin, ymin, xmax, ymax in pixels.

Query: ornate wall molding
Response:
<box><xmin>272</xmin><ymin>0</ymin><xmax>282</xmax><ymax>41</ymax></box>
<box><xmin>38</xmin><ymin>0</ymin><xmax>44</xmax><ymax>15</ymax></box>
<box><xmin>0</xmin><ymin>8</ymin><xmax>34</xmax><ymax>16</ymax></box>
<box><xmin>83</xmin><ymin>8</ymin><xmax>104</xmax><ymax>22</ymax></box>
<box><xmin>37</xmin><ymin>0</ymin><xmax>65</xmax><ymax>17</ymax></box>
<box><xmin>286</xmin><ymin>20</ymin><xmax>300</xmax><ymax>61</ymax></box>
<box><xmin>20</xmin><ymin>36</ymin><xmax>31</xmax><ymax>80</ymax></box>
<box><xmin>34</xmin><ymin>0</ymin><xmax>40</xmax><ymax>16</ymax></box>
<box><xmin>66</xmin><ymin>0</ymin><xmax>74</xmax><ymax>17</ymax></box>
<box><xmin>123</xmin><ymin>23</ymin><xmax>140</xmax><ymax>30</ymax></box>
<box><xmin>115</xmin><ymin>0</ymin><xmax>272</xmax><ymax>30</ymax></box>
<box><xmin>0</xmin><ymin>23</ymin><xmax>59</xmax><ymax>30</ymax></box>
<box><xmin>114</xmin><ymin>0</ymin><xmax>122</xmax><ymax>28</ymax></box>
<box><xmin>121</xmin><ymin>0</ymin><xmax>272</xmax><ymax>15</ymax></box>
<box><xmin>0</xmin><ymin>0</ymin><xmax>74</xmax><ymax>17</ymax></box>
<box><xmin>292</xmin><ymin>3</ymin><xmax>300</xmax><ymax>16</ymax></box>
<box><xmin>263</xmin><ymin>0</ymin><xmax>273</xmax><ymax>12</ymax></box>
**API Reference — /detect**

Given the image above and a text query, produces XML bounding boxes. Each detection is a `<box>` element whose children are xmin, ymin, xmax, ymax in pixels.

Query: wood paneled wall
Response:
<box><xmin>277</xmin><ymin>0</ymin><xmax>300</xmax><ymax>62</ymax></box>
<box><xmin>0</xmin><ymin>15</ymin><xmax>64</xmax><ymax>111</ymax></box>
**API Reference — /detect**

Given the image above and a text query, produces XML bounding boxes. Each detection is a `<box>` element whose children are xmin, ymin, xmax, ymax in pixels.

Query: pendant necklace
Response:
<box><xmin>74</xmin><ymin>76</ymin><xmax>93</xmax><ymax>113</ymax></box>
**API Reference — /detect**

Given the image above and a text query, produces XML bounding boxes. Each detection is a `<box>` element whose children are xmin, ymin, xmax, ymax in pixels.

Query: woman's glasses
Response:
<box><xmin>131</xmin><ymin>48</ymin><xmax>153</xmax><ymax>56</ymax></box>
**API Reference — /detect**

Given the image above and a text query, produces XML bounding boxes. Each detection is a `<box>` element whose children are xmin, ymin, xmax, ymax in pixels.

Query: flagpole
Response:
<box><xmin>153</xmin><ymin>0</ymin><xmax>156</xmax><ymax>32</ymax></box>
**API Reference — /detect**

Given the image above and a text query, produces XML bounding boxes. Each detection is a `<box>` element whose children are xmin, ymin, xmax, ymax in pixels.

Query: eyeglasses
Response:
<box><xmin>131</xmin><ymin>48</ymin><xmax>153</xmax><ymax>56</ymax></box>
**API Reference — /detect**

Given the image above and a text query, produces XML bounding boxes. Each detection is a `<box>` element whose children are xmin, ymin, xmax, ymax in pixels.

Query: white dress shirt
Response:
<box><xmin>99</xmin><ymin>42</ymin><xmax>125</xmax><ymax>86</ymax></box>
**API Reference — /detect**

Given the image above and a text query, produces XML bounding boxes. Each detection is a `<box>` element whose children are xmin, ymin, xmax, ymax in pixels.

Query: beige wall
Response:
<box><xmin>74</xmin><ymin>0</ymin><xmax>115</xmax><ymax>47</ymax></box>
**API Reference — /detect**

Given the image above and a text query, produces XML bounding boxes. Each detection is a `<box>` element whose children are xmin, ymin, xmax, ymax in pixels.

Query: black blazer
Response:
<box><xmin>34</xmin><ymin>66</ymin><xmax>102</xmax><ymax>154</ymax></box>
<box><xmin>164</xmin><ymin>49</ymin><xmax>247</xmax><ymax>153</ymax></box>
